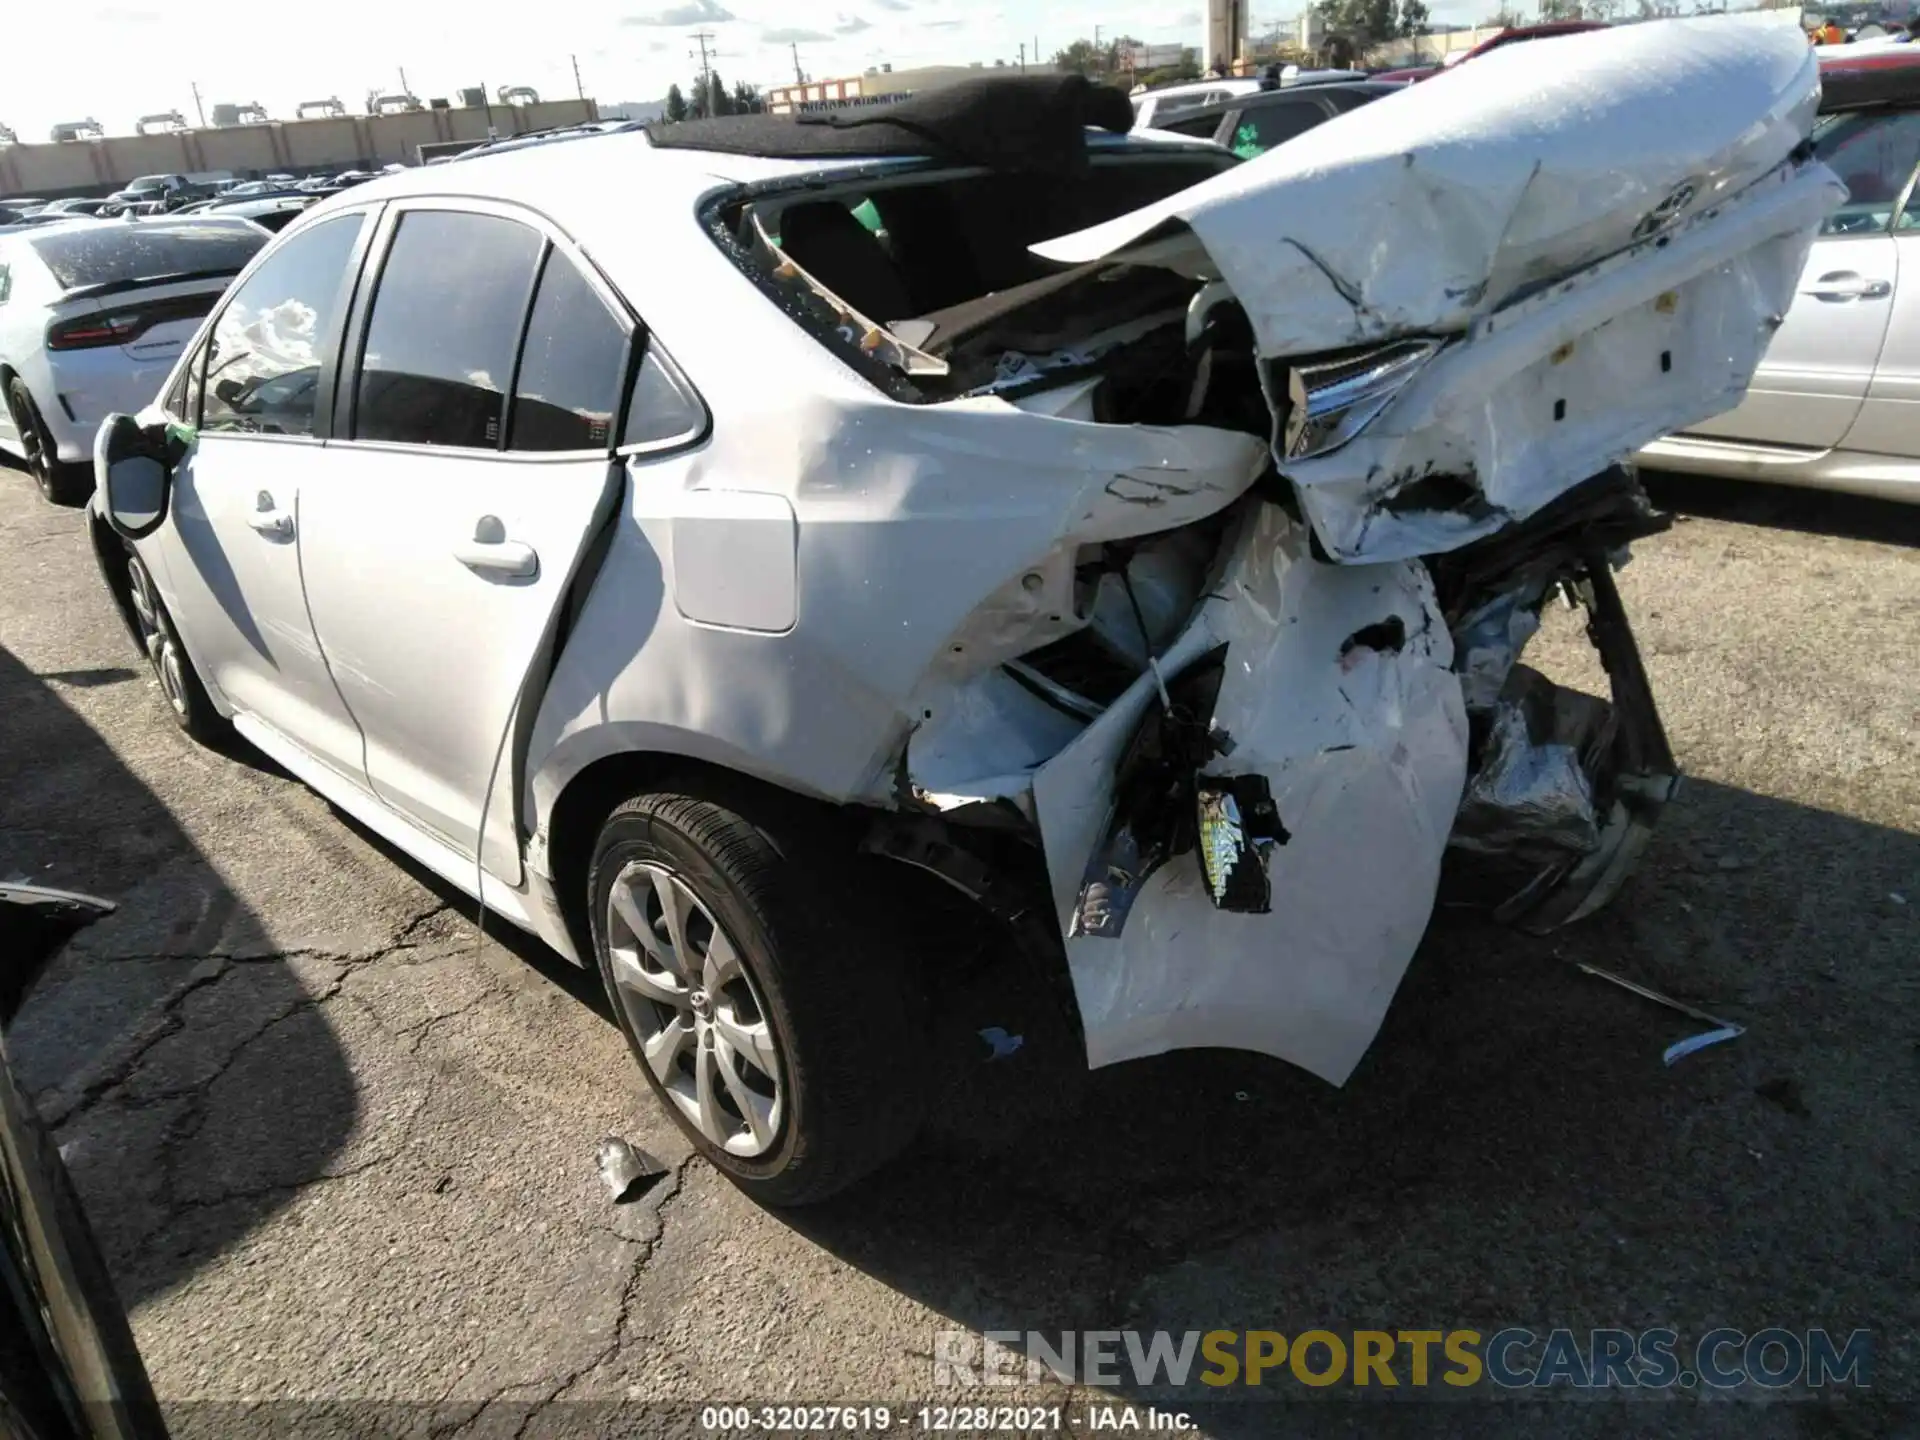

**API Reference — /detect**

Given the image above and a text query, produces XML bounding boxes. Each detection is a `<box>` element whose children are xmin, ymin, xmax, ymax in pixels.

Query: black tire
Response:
<box><xmin>124</xmin><ymin>548</ymin><xmax>228</xmax><ymax>745</ymax></box>
<box><xmin>6</xmin><ymin>378</ymin><xmax>91</xmax><ymax>505</ymax></box>
<box><xmin>588</xmin><ymin>781</ymin><xmax>927</xmax><ymax>1205</ymax></box>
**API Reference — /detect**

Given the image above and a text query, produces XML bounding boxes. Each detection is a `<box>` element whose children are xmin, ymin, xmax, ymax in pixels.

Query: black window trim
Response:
<box><xmin>180</xmin><ymin>202</ymin><xmax>385</xmax><ymax>443</ymax></box>
<box><xmin>330</xmin><ymin>194</ymin><xmax>705</xmax><ymax>463</ymax></box>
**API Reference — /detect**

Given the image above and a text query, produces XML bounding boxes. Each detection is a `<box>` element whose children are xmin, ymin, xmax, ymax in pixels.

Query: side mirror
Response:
<box><xmin>95</xmin><ymin>412</ymin><xmax>179</xmax><ymax>540</ymax></box>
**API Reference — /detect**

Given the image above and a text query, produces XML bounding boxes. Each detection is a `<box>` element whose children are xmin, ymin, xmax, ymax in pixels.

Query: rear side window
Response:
<box><xmin>28</xmin><ymin>221</ymin><xmax>265</xmax><ymax>292</ymax></box>
<box><xmin>1229</xmin><ymin>100</ymin><xmax>1329</xmax><ymax>158</ymax></box>
<box><xmin>201</xmin><ymin>213</ymin><xmax>365</xmax><ymax>438</ymax></box>
<box><xmin>354</xmin><ymin>210</ymin><xmax>544</xmax><ymax>449</ymax></box>
<box><xmin>1158</xmin><ymin>113</ymin><xmax>1226</xmax><ymax>140</ymax></box>
<box><xmin>623</xmin><ymin>345</ymin><xmax>704</xmax><ymax>448</ymax></box>
<box><xmin>509</xmin><ymin>252</ymin><xmax>626</xmax><ymax>452</ymax></box>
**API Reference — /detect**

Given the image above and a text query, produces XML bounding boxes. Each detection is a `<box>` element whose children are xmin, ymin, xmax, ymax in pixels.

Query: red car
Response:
<box><xmin>1374</xmin><ymin>21</ymin><xmax>1610</xmax><ymax>83</ymax></box>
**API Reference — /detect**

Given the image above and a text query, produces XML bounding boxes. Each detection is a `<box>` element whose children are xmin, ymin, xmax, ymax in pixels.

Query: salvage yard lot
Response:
<box><xmin>1</xmin><ymin>464</ymin><xmax>1916</xmax><ymax>1434</ymax></box>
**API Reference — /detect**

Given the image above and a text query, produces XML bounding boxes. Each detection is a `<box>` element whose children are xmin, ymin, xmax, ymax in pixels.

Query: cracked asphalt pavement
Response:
<box><xmin>1</xmin><ymin>463</ymin><xmax>1917</xmax><ymax>1439</ymax></box>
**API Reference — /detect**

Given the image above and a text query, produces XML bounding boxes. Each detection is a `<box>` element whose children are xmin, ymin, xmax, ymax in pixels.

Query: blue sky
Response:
<box><xmin>3</xmin><ymin>0</ymin><xmax>1495</xmax><ymax>137</ymax></box>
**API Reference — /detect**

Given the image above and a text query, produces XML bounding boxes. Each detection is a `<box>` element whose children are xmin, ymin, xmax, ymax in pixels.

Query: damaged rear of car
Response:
<box><xmin>646</xmin><ymin>15</ymin><xmax>1834</xmax><ymax>1096</ymax></box>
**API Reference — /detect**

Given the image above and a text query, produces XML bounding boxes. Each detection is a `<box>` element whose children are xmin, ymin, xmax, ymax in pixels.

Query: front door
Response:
<box><xmin>295</xmin><ymin>205</ymin><xmax>625</xmax><ymax>880</ymax></box>
<box><xmin>148</xmin><ymin>211</ymin><xmax>373</xmax><ymax>784</ymax></box>
<box><xmin>1688</xmin><ymin>108</ymin><xmax>1920</xmax><ymax>449</ymax></box>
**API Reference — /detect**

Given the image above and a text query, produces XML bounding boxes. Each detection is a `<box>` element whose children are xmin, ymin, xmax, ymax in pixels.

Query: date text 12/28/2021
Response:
<box><xmin>699</xmin><ymin>1405</ymin><xmax>1195</xmax><ymax>1432</ymax></box>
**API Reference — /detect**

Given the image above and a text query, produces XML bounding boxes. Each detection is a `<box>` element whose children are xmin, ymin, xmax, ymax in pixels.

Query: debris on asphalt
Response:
<box><xmin>1755</xmin><ymin>1076</ymin><xmax>1811</xmax><ymax>1118</ymax></box>
<box><xmin>978</xmin><ymin>1026</ymin><xmax>1024</xmax><ymax>1061</ymax></box>
<box><xmin>1574</xmin><ymin>961</ymin><xmax>1746</xmax><ymax>1065</ymax></box>
<box><xmin>596</xmin><ymin>1136</ymin><xmax>669</xmax><ymax>1203</ymax></box>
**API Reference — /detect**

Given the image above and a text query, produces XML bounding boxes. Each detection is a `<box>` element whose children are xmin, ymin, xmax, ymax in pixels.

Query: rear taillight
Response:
<box><xmin>46</xmin><ymin>292</ymin><xmax>216</xmax><ymax>351</ymax></box>
<box><xmin>47</xmin><ymin>312</ymin><xmax>145</xmax><ymax>350</ymax></box>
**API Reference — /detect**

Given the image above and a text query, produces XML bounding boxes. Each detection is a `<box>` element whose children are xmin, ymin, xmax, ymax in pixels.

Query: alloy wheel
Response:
<box><xmin>126</xmin><ymin>555</ymin><xmax>188</xmax><ymax>717</ymax></box>
<box><xmin>605</xmin><ymin>861</ymin><xmax>784</xmax><ymax>1157</ymax></box>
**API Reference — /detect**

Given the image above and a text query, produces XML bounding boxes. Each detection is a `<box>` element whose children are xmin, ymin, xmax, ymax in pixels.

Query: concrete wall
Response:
<box><xmin>0</xmin><ymin>99</ymin><xmax>597</xmax><ymax>199</ymax></box>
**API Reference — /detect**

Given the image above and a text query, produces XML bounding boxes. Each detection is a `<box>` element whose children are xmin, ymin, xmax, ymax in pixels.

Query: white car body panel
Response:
<box><xmin>297</xmin><ymin>442</ymin><xmax>621</xmax><ymax>881</ymax></box>
<box><xmin>1682</xmin><ymin>227</ymin><xmax>1899</xmax><ymax>449</ymax></box>
<box><xmin>1035</xmin><ymin>14</ymin><xmax>1839</xmax><ymax>561</ymax></box>
<box><xmin>1032</xmin><ymin>505</ymin><xmax>1467</xmax><ymax>1082</ymax></box>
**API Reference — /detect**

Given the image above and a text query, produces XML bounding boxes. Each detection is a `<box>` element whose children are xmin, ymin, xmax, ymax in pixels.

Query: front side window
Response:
<box><xmin>354</xmin><ymin>210</ymin><xmax>544</xmax><ymax>449</ymax></box>
<box><xmin>201</xmin><ymin>213</ymin><xmax>365</xmax><ymax>438</ymax></box>
<box><xmin>509</xmin><ymin>252</ymin><xmax>626</xmax><ymax>452</ymax></box>
<box><xmin>1813</xmin><ymin>110</ymin><xmax>1920</xmax><ymax>235</ymax></box>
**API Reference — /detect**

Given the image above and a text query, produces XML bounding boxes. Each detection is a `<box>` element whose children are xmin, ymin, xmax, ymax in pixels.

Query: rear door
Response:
<box><xmin>1218</xmin><ymin>95</ymin><xmax>1338</xmax><ymax>158</ymax></box>
<box><xmin>295</xmin><ymin>201</ymin><xmax>624</xmax><ymax>881</ymax></box>
<box><xmin>1687</xmin><ymin>108</ymin><xmax>1920</xmax><ymax>448</ymax></box>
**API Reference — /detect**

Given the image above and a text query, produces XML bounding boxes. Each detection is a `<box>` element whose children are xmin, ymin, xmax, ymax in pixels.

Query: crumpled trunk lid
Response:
<box><xmin>1032</xmin><ymin>14</ymin><xmax>1839</xmax><ymax>563</ymax></box>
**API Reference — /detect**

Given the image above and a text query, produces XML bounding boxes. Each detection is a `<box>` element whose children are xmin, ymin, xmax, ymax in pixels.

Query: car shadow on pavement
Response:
<box><xmin>0</xmin><ymin>642</ymin><xmax>360</xmax><ymax>1309</ymax></box>
<box><xmin>780</xmin><ymin>775</ymin><xmax>1918</xmax><ymax>1430</ymax></box>
<box><xmin>1643</xmin><ymin>470</ymin><xmax>1920</xmax><ymax>549</ymax></box>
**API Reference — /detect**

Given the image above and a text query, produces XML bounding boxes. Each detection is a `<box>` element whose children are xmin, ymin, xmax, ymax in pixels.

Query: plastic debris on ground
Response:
<box><xmin>595</xmin><ymin>1135</ymin><xmax>669</xmax><ymax>1203</ymax></box>
<box><xmin>978</xmin><ymin>1026</ymin><xmax>1025</xmax><ymax>1060</ymax></box>
<box><xmin>1574</xmin><ymin>961</ymin><xmax>1745</xmax><ymax>1065</ymax></box>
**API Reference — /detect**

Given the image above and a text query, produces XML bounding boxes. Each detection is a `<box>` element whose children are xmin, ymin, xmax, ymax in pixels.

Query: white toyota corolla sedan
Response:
<box><xmin>90</xmin><ymin>16</ymin><xmax>1838</xmax><ymax>1202</ymax></box>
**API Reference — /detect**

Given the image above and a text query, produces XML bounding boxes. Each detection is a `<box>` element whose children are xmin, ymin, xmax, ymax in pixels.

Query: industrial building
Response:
<box><xmin>0</xmin><ymin>97</ymin><xmax>598</xmax><ymax>200</ymax></box>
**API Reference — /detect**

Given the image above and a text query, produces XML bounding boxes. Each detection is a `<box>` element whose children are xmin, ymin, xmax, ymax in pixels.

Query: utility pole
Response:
<box><xmin>791</xmin><ymin>41</ymin><xmax>805</xmax><ymax>84</ymax></box>
<box><xmin>399</xmin><ymin>67</ymin><xmax>411</xmax><ymax>97</ymax></box>
<box><xmin>691</xmin><ymin>29</ymin><xmax>716</xmax><ymax>116</ymax></box>
<box><xmin>1018</xmin><ymin>41</ymin><xmax>1026</xmax><ymax>71</ymax></box>
<box><xmin>190</xmin><ymin>81</ymin><xmax>206</xmax><ymax>129</ymax></box>
<box><xmin>480</xmin><ymin>79</ymin><xmax>496</xmax><ymax>138</ymax></box>
<box><xmin>571</xmin><ymin>53</ymin><xmax>585</xmax><ymax>100</ymax></box>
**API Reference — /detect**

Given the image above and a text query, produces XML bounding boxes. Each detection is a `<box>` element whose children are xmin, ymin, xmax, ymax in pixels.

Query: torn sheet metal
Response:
<box><xmin>1032</xmin><ymin>503</ymin><xmax>1469</xmax><ymax>1084</ymax></box>
<box><xmin>1028</xmin><ymin>16</ymin><xmax>1842</xmax><ymax>564</ymax></box>
<box><xmin>1033</xmin><ymin>15</ymin><xmax>1820</xmax><ymax>351</ymax></box>
<box><xmin>1452</xmin><ymin>583</ymin><xmax>1545</xmax><ymax>713</ymax></box>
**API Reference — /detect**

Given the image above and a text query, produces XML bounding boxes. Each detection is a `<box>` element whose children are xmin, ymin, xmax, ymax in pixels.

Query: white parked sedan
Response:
<box><xmin>1639</xmin><ymin>53</ymin><xmax>1920</xmax><ymax>500</ymax></box>
<box><xmin>90</xmin><ymin>17</ymin><xmax>1836</xmax><ymax>1202</ymax></box>
<box><xmin>0</xmin><ymin>216</ymin><xmax>265</xmax><ymax>502</ymax></box>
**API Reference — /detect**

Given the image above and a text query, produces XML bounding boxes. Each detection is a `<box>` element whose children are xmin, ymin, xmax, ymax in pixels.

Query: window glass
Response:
<box><xmin>623</xmin><ymin>344</ymin><xmax>704</xmax><ymax>447</ymax></box>
<box><xmin>1230</xmin><ymin>101</ymin><xmax>1326</xmax><ymax>159</ymax></box>
<box><xmin>1158</xmin><ymin>113</ymin><xmax>1225</xmax><ymax>140</ymax></box>
<box><xmin>0</xmin><ymin>263</ymin><xmax>10</xmax><ymax>305</ymax></box>
<box><xmin>1814</xmin><ymin>110</ymin><xmax>1920</xmax><ymax>236</ymax></box>
<box><xmin>355</xmin><ymin>210</ymin><xmax>544</xmax><ymax>449</ymax></box>
<box><xmin>27</xmin><ymin>220</ymin><xmax>265</xmax><ymax>292</ymax></box>
<box><xmin>509</xmin><ymin>252</ymin><xmax>626</xmax><ymax>452</ymax></box>
<box><xmin>201</xmin><ymin>214</ymin><xmax>363</xmax><ymax>437</ymax></box>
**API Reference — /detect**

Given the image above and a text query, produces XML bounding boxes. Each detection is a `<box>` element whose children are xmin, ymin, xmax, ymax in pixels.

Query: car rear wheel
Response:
<box><xmin>588</xmin><ymin>783</ymin><xmax>928</xmax><ymax>1205</ymax></box>
<box><xmin>6</xmin><ymin>379</ymin><xmax>90</xmax><ymax>506</ymax></box>
<box><xmin>125</xmin><ymin>550</ymin><xmax>226</xmax><ymax>744</ymax></box>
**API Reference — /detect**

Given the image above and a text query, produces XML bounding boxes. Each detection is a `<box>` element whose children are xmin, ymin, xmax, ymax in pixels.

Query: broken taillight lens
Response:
<box><xmin>1281</xmin><ymin>338</ymin><xmax>1439</xmax><ymax>461</ymax></box>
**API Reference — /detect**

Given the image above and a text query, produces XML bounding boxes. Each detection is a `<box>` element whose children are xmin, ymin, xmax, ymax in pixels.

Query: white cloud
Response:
<box><xmin>835</xmin><ymin>12</ymin><xmax>872</xmax><ymax>33</ymax></box>
<box><xmin>764</xmin><ymin>25</ymin><xmax>834</xmax><ymax>41</ymax></box>
<box><xmin>621</xmin><ymin>0</ymin><xmax>734</xmax><ymax>24</ymax></box>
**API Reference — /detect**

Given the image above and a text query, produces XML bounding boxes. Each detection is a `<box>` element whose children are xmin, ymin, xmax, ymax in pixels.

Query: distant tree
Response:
<box><xmin>731</xmin><ymin>80</ymin><xmax>765</xmax><ymax>113</ymax></box>
<box><xmin>708</xmin><ymin>70</ymin><xmax>733</xmax><ymax>116</ymax></box>
<box><xmin>1313</xmin><ymin>0</ymin><xmax>1399</xmax><ymax>46</ymax></box>
<box><xmin>1398</xmin><ymin>0</ymin><xmax>1431</xmax><ymax>35</ymax></box>
<box><xmin>1141</xmin><ymin>58</ymin><xmax>1203</xmax><ymax>85</ymax></box>
<box><xmin>1053</xmin><ymin>38</ymin><xmax>1102</xmax><ymax>74</ymax></box>
<box><xmin>665</xmin><ymin>83</ymin><xmax>688</xmax><ymax>122</ymax></box>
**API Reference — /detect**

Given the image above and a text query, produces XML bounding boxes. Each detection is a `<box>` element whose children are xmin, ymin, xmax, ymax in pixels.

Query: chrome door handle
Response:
<box><xmin>454</xmin><ymin>541</ymin><xmax>538</xmax><ymax>578</ymax></box>
<box><xmin>454</xmin><ymin>515</ymin><xmax>538</xmax><ymax>579</ymax></box>
<box><xmin>247</xmin><ymin>492</ymin><xmax>294</xmax><ymax>539</ymax></box>
<box><xmin>1801</xmin><ymin>272</ymin><xmax>1892</xmax><ymax>301</ymax></box>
